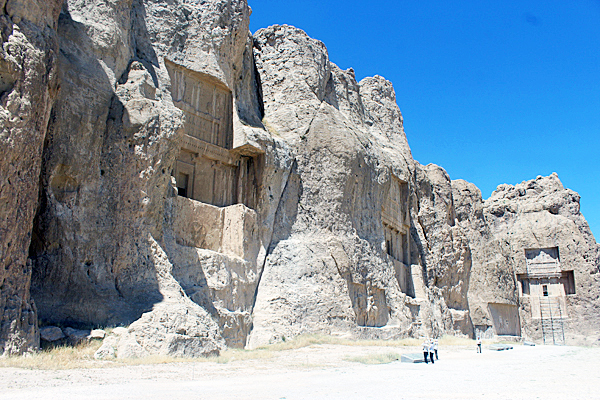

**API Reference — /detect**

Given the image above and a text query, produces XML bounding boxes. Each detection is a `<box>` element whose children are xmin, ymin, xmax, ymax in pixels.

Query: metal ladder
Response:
<box><xmin>540</xmin><ymin>296</ymin><xmax>565</xmax><ymax>345</ymax></box>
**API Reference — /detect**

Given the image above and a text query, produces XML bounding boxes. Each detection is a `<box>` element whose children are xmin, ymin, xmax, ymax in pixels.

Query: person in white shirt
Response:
<box><xmin>422</xmin><ymin>339</ymin><xmax>430</xmax><ymax>363</ymax></box>
<box><xmin>433</xmin><ymin>338</ymin><xmax>439</xmax><ymax>360</ymax></box>
<box><xmin>476</xmin><ymin>336</ymin><xmax>482</xmax><ymax>353</ymax></box>
<box><xmin>428</xmin><ymin>339</ymin><xmax>435</xmax><ymax>364</ymax></box>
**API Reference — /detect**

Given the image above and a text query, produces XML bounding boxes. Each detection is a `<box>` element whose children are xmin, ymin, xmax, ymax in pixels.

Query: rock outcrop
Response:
<box><xmin>248</xmin><ymin>25</ymin><xmax>417</xmax><ymax>347</ymax></box>
<box><xmin>478</xmin><ymin>174</ymin><xmax>599</xmax><ymax>343</ymax></box>
<box><xmin>451</xmin><ymin>179</ymin><xmax>514</xmax><ymax>337</ymax></box>
<box><xmin>27</xmin><ymin>0</ymin><xmax>276</xmax><ymax>355</ymax></box>
<box><xmin>0</xmin><ymin>0</ymin><xmax>63</xmax><ymax>356</ymax></box>
<box><xmin>0</xmin><ymin>0</ymin><xmax>598</xmax><ymax>356</ymax></box>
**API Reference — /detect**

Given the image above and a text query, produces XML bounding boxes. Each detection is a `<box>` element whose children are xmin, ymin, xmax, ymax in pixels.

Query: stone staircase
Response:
<box><xmin>540</xmin><ymin>296</ymin><xmax>565</xmax><ymax>345</ymax></box>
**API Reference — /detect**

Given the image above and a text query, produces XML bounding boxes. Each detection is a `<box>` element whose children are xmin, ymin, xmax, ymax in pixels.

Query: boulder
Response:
<box><xmin>89</xmin><ymin>329</ymin><xmax>106</xmax><ymax>340</ymax></box>
<box><xmin>63</xmin><ymin>328</ymin><xmax>91</xmax><ymax>345</ymax></box>
<box><xmin>94</xmin><ymin>335</ymin><xmax>118</xmax><ymax>360</ymax></box>
<box><xmin>111</xmin><ymin>327</ymin><xmax>129</xmax><ymax>336</ymax></box>
<box><xmin>39</xmin><ymin>326</ymin><xmax>65</xmax><ymax>342</ymax></box>
<box><xmin>94</xmin><ymin>343</ymin><xmax>116</xmax><ymax>360</ymax></box>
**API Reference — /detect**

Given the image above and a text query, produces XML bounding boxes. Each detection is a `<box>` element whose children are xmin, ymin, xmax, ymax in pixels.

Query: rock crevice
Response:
<box><xmin>0</xmin><ymin>0</ymin><xmax>598</xmax><ymax>356</ymax></box>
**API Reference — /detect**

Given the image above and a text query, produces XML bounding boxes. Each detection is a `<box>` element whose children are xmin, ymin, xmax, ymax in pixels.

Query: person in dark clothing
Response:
<box><xmin>429</xmin><ymin>340</ymin><xmax>435</xmax><ymax>364</ymax></box>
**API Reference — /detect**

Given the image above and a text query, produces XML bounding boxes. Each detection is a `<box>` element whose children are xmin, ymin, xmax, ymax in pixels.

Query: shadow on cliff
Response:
<box><xmin>29</xmin><ymin>4</ymin><xmax>165</xmax><ymax>329</ymax></box>
<box><xmin>130</xmin><ymin>0</ymin><xmax>159</xmax><ymax>87</ymax></box>
<box><xmin>161</xmin><ymin>233</ymin><xmax>219</xmax><ymax>322</ymax></box>
<box><xmin>265</xmin><ymin>160</ymin><xmax>302</xmax><ymax>254</ymax></box>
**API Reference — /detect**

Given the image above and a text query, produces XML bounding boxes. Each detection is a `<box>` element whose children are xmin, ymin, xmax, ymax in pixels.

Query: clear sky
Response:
<box><xmin>248</xmin><ymin>0</ymin><xmax>600</xmax><ymax>242</ymax></box>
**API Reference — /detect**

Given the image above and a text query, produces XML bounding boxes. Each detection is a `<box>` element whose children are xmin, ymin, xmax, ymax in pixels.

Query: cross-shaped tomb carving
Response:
<box><xmin>381</xmin><ymin>175</ymin><xmax>410</xmax><ymax>266</ymax></box>
<box><xmin>166</xmin><ymin>60</ymin><xmax>261</xmax><ymax>209</ymax></box>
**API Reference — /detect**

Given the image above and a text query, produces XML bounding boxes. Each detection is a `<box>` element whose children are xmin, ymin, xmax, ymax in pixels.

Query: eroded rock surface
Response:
<box><xmin>25</xmin><ymin>0</ymin><xmax>294</xmax><ymax>356</ymax></box>
<box><xmin>480</xmin><ymin>174</ymin><xmax>600</xmax><ymax>344</ymax></box>
<box><xmin>248</xmin><ymin>25</ymin><xmax>421</xmax><ymax>347</ymax></box>
<box><xmin>0</xmin><ymin>0</ymin><xmax>63</xmax><ymax>356</ymax></box>
<box><xmin>0</xmin><ymin>0</ymin><xmax>598</xmax><ymax>356</ymax></box>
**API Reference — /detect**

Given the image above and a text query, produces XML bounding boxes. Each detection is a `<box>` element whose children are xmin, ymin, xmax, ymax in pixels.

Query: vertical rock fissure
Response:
<box><xmin>250</xmin><ymin>159</ymin><xmax>297</xmax><ymax>311</ymax></box>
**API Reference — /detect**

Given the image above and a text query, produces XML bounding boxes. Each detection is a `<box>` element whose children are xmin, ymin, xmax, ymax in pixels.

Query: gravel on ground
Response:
<box><xmin>0</xmin><ymin>343</ymin><xmax>597</xmax><ymax>400</ymax></box>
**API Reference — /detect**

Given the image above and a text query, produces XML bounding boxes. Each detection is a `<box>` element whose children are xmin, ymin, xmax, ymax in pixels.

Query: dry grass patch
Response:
<box><xmin>0</xmin><ymin>341</ymin><xmax>103</xmax><ymax>370</ymax></box>
<box><xmin>91</xmin><ymin>333</ymin><xmax>423</xmax><ymax>367</ymax></box>
<box><xmin>345</xmin><ymin>352</ymin><xmax>400</xmax><ymax>365</ymax></box>
<box><xmin>257</xmin><ymin>334</ymin><xmax>337</xmax><ymax>351</ymax></box>
<box><xmin>257</xmin><ymin>334</ymin><xmax>423</xmax><ymax>351</ymax></box>
<box><xmin>0</xmin><ymin>333</ymin><xmax>476</xmax><ymax>370</ymax></box>
<box><xmin>0</xmin><ymin>344</ymin><xmax>278</xmax><ymax>370</ymax></box>
<box><xmin>438</xmin><ymin>335</ymin><xmax>475</xmax><ymax>346</ymax></box>
<box><xmin>191</xmin><ymin>348</ymin><xmax>275</xmax><ymax>364</ymax></box>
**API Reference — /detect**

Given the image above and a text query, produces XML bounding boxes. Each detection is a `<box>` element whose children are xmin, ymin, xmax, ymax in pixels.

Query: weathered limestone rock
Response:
<box><xmin>452</xmin><ymin>179</ymin><xmax>517</xmax><ymax>338</ymax></box>
<box><xmin>41</xmin><ymin>326</ymin><xmax>104</xmax><ymax>343</ymax></box>
<box><xmin>111</xmin><ymin>327</ymin><xmax>128</xmax><ymax>336</ymax></box>
<box><xmin>39</xmin><ymin>326</ymin><xmax>65</xmax><ymax>342</ymax></box>
<box><xmin>63</xmin><ymin>327</ymin><xmax>91</xmax><ymax>345</ymax></box>
<box><xmin>89</xmin><ymin>329</ymin><xmax>105</xmax><ymax>340</ymax></box>
<box><xmin>115</xmin><ymin>300</ymin><xmax>224</xmax><ymax>358</ymax></box>
<box><xmin>1</xmin><ymin>0</ymin><xmax>598</xmax><ymax>357</ymax></box>
<box><xmin>481</xmin><ymin>174</ymin><xmax>600</xmax><ymax>344</ymax></box>
<box><xmin>413</xmin><ymin>164</ymin><xmax>474</xmax><ymax>337</ymax></box>
<box><xmin>0</xmin><ymin>0</ymin><xmax>63</xmax><ymax>356</ymax></box>
<box><xmin>30</xmin><ymin>0</ymin><xmax>180</xmax><ymax>328</ymax></box>
<box><xmin>27</xmin><ymin>0</ymin><xmax>292</xmax><ymax>356</ymax></box>
<box><xmin>94</xmin><ymin>339</ymin><xmax>116</xmax><ymax>360</ymax></box>
<box><xmin>248</xmin><ymin>25</ymin><xmax>420</xmax><ymax>347</ymax></box>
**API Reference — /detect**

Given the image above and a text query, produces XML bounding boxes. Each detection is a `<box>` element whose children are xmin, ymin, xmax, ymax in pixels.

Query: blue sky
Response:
<box><xmin>248</xmin><ymin>0</ymin><xmax>600</xmax><ymax>241</ymax></box>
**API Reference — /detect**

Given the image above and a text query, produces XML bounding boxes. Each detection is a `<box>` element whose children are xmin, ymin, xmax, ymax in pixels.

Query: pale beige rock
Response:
<box><xmin>94</xmin><ymin>334</ymin><xmax>118</xmax><ymax>359</ymax></box>
<box><xmin>171</xmin><ymin>199</ymin><xmax>260</xmax><ymax>261</ymax></box>
<box><xmin>249</xmin><ymin>25</ymin><xmax>420</xmax><ymax>347</ymax></box>
<box><xmin>481</xmin><ymin>174</ymin><xmax>600</xmax><ymax>344</ymax></box>
<box><xmin>89</xmin><ymin>329</ymin><xmax>105</xmax><ymax>340</ymax></box>
<box><xmin>93</xmin><ymin>342</ymin><xmax>116</xmax><ymax>360</ymax></box>
<box><xmin>27</xmin><ymin>0</ymin><xmax>282</xmax><ymax>357</ymax></box>
<box><xmin>1</xmin><ymin>0</ymin><xmax>598</xmax><ymax>358</ymax></box>
<box><xmin>111</xmin><ymin>327</ymin><xmax>128</xmax><ymax>336</ymax></box>
<box><xmin>451</xmin><ymin>179</ymin><xmax>517</xmax><ymax>338</ymax></box>
<box><xmin>0</xmin><ymin>0</ymin><xmax>62</xmax><ymax>356</ymax></box>
<box><xmin>412</xmin><ymin>164</ymin><xmax>474</xmax><ymax>337</ymax></box>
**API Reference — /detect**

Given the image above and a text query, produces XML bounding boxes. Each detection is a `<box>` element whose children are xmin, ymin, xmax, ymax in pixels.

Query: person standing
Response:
<box><xmin>422</xmin><ymin>339</ymin><xmax>430</xmax><ymax>364</ymax></box>
<box><xmin>434</xmin><ymin>338</ymin><xmax>439</xmax><ymax>360</ymax></box>
<box><xmin>429</xmin><ymin>339</ymin><xmax>435</xmax><ymax>364</ymax></box>
<box><xmin>476</xmin><ymin>336</ymin><xmax>482</xmax><ymax>353</ymax></box>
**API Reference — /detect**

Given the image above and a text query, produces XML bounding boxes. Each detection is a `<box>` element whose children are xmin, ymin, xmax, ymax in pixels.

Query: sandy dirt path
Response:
<box><xmin>1</xmin><ymin>344</ymin><xmax>598</xmax><ymax>400</ymax></box>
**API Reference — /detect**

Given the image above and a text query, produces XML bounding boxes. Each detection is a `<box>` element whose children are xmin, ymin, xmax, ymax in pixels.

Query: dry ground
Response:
<box><xmin>0</xmin><ymin>340</ymin><xmax>598</xmax><ymax>400</ymax></box>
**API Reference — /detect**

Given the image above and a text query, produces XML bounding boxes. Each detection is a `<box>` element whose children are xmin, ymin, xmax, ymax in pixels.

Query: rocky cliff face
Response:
<box><xmin>478</xmin><ymin>174</ymin><xmax>599</xmax><ymax>343</ymax></box>
<box><xmin>247</xmin><ymin>25</ymin><xmax>418</xmax><ymax>347</ymax></box>
<box><xmin>0</xmin><ymin>0</ymin><xmax>598</xmax><ymax>356</ymax></box>
<box><xmin>451</xmin><ymin>179</ymin><xmax>515</xmax><ymax>336</ymax></box>
<box><xmin>0</xmin><ymin>0</ymin><xmax>63</xmax><ymax>356</ymax></box>
<box><xmin>27</xmin><ymin>0</ymin><xmax>280</xmax><ymax>356</ymax></box>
